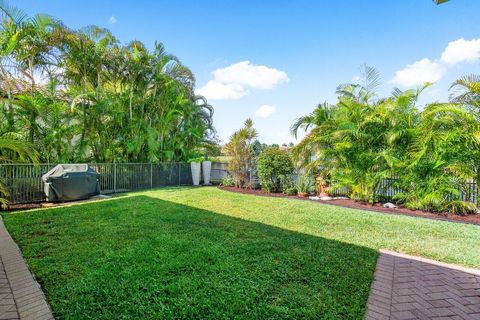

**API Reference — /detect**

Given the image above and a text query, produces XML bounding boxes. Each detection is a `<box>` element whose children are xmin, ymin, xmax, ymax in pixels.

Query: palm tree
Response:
<box><xmin>224</xmin><ymin>119</ymin><xmax>257</xmax><ymax>188</ymax></box>
<box><xmin>0</xmin><ymin>1</ymin><xmax>215</xmax><ymax>166</ymax></box>
<box><xmin>450</xmin><ymin>74</ymin><xmax>480</xmax><ymax>117</ymax></box>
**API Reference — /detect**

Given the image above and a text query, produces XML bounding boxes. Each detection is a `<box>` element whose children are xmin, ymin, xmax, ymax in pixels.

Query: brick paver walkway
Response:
<box><xmin>365</xmin><ymin>249</ymin><xmax>480</xmax><ymax>320</ymax></box>
<box><xmin>0</xmin><ymin>217</ymin><xmax>53</xmax><ymax>320</ymax></box>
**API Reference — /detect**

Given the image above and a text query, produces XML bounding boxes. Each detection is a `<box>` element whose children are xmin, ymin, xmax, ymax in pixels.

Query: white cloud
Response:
<box><xmin>213</xmin><ymin>61</ymin><xmax>289</xmax><ymax>89</ymax></box>
<box><xmin>195</xmin><ymin>80</ymin><xmax>248</xmax><ymax>100</ymax></box>
<box><xmin>108</xmin><ymin>15</ymin><xmax>117</xmax><ymax>24</ymax></box>
<box><xmin>391</xmin><ymin>58</ymin><xmax>447</xmax><ymax>87</ymax></box>
<box><xmin>255</xmin><ymin>105</ymin><xmax>276</xmax><ymax>118</ymax></box>
<box><xmin>196</xmin><ymin>61</ymin><xmax>289</xmax><ymax>100</ymax></box>
<box><xmin>391</xmin><ymin>38</ymin><xmax>480</xmax><ymax>88</ymax></box>
<box><xmin>440</xmin><ymin>38</ymin><xmax>480</xmax><ymax>65</ymax></box>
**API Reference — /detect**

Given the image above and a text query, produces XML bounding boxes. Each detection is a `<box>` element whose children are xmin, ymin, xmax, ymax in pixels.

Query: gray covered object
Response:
<box><xmin>42</xmin><ymin>164</ymin><xmax>100</xmax><ymax>201</ymax></box>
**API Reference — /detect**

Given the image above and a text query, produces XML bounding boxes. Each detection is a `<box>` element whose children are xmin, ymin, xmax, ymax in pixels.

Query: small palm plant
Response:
<box><xmin>296</xmin><ymin>175</ymin><xmax>315</xmax><ymax>197</ymax></box>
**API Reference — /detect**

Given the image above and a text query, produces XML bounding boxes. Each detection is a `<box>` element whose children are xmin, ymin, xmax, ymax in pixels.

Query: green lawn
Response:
<box><xmin>2</xmin><ymin>187</ymin><xmax>480</xmax><ymax>319</ymax></box>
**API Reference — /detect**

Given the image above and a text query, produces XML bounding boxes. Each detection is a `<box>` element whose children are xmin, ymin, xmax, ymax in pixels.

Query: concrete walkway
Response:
<box><xmin>366</xmin><ymin>250</ymin><xmax>480</xmax><ymax>320</ymax></box>
<box><xmin>0</xmin><ymin>217</ymin><xmax>53</xmax><ymax>320</ymax></box>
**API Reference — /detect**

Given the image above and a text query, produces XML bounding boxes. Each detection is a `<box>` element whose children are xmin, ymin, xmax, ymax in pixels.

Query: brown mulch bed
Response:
<box><xmin>5</xmin><ymin>195</ymin><xmax>113</xmax><ymax>212</ymax></box>
<box><xmin>6</xmin><ymin>202</ymin><xmax>75</xmax><ymax>211</ymax></box>
<box><xmin>219</xmin><ymin>186</ymin><xmax>480</xmax><ymax>226</ymax></box>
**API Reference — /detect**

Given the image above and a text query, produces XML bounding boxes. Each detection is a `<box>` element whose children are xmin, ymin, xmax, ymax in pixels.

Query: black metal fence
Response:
<box><xmin>328</xmin><ymin>174</ymin><xmax>479</xmax><ymax>205</ymax></box>
<box><xmin>2</xmin><ymin>161</ymin><xmax>477</xmax><ymax>206</ymax></box>
<box><xmin>0</xmin><ymin>162</ymin><xmax>230</xmax><ymax>204</ymax></box>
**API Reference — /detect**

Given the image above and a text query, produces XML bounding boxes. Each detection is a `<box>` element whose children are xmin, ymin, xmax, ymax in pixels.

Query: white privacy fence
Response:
<box><xmin>0</xmin><ymin>162</ymin><xmax>230</xmax><ymax>204</ymax></box>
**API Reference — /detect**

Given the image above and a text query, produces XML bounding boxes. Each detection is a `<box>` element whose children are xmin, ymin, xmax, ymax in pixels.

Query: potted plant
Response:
<box><xmin>202</xmin><ymin>156</ymin><xmax>212</xmax><ymax>185</ymax></box>
<box><xmin>296</xmin><ymin>175</ymin><xmax>315</xmax><ymax>197</ymax></box>
<box><xmin>188</xmin><ymin>157</ymin><xmax>203</xmax><ymax>186</ymax></box>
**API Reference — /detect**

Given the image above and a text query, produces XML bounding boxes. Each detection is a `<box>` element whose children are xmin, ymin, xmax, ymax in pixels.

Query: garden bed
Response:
<box><xmin>219</xmin><ymin>186</ymin><xmax>480</xmax><ymax>226</ymax></box>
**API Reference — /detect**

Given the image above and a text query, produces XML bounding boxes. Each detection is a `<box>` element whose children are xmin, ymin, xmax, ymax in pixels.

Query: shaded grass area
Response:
<box><xmin>2</xmin><ymin>194</ymin><xmax>377</xmax><ymax>319</ymax></box>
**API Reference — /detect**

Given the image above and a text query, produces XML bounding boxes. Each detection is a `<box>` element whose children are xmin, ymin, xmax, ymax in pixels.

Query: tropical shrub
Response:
<box><xmin>224</xmin><ymin>119</ymin><xmax>257</xmax><ymax>188</ymax></box>
<box><xmin>279</xmin><ymin>174</ymin><xmax>296</xmax><ymax>195</ymax></box>
<box><xmin>187</xmin><ymin>157</ymin><xmax>206</xmax><ymax>163</ymax></box>
<box><xmin>296</xmin><ymin>175</ymin><xmax>315</xmax><ymax>195</ymax></box>
<box><xmin>256</xmin><ymin>146</ymin><xmax>294</xmax><ymax>192</ymax></box>
<box><xmin>220</xmin><ymin>177</ymin><xmax>235</xmax><ymax>187</ymax></box>
<box><xmin>292</xmin><ymin>66</ymin><xmax>480</xmax><ymax>213</ymax></box>
<box><xmin>444</xmin><ymin>201</ymin><xmax>478</xmax><ymax>215</ymax></box>
<box><xmin>0</xmin><ymin>2</ymin><xmax>215</xmax><ymax>163</ymax></box>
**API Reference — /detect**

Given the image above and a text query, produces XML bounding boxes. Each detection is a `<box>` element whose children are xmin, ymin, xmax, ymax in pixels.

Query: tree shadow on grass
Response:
<box><xmin>4</xmin><ymin>195</ymin><xmax>378</xmax><ymax>320</ymax></box>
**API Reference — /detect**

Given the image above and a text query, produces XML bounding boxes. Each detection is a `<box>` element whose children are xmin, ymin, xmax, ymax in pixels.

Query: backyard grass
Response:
<box><xmin>2</xmin><ymin>187</ymin><xmax>480</xmax><ymax>319</ymax></box>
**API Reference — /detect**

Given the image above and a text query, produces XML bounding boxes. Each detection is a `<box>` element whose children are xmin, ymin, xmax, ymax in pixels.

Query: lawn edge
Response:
<box><xmin>218</xmin><ymin>186</ymin><xmax>480</xmax><ymax>227</ymax></box>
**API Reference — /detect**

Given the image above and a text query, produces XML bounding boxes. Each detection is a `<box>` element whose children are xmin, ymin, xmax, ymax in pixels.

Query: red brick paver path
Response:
<box><xmin>0</xmin><ymin>217</ymin><xmax>53</xmax><ymax>320</ymax></box>
<box><xmin>366</xmin><ymin>249</ymin><xmax>480</xmax><ymax>320</ymax></box>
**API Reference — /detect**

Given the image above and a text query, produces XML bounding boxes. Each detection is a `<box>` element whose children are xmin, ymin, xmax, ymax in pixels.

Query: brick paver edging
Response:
<box><xmin>0</xmin><ymin>216</ymin><xmax>54</xmax><ymax>320</ymax></box>
<box><xmin>365</xmin><ymin>249</ymin><xmax>480</xmax><ymax>320</ymax></box>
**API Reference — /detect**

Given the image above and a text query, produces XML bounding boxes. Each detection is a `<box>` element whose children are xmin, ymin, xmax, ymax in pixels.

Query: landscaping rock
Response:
<box><xmin>308</xmin><ymin>196</ymin><xmax>320</xmax><ymax>201</ymax></box>
<box><xmin>383</xmin><ymin>202</ymin><xmax>397</xmax><ymax>209</ymax></box>
<box><xmin>320</xmin><ymin>196</ymin><xmax>333</xmax><ymax>201</ymax></box>
<box><xmin>333</xmin><ymin>197</ymin><xmax>349</xmax><ymax>200</ymax></box>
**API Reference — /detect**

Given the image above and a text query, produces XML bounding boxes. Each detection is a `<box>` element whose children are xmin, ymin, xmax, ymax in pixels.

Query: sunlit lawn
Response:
<box><xmin>2</xmin><ymin>187</ymin><xmax>479</xmax><ymax>319</ymax></box>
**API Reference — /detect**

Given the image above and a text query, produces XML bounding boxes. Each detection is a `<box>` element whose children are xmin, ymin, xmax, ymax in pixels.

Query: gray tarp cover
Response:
<box><xmin>42</xmin><ymin>164</ymin><xmax>100</xmax><ymax>201</ymax></box>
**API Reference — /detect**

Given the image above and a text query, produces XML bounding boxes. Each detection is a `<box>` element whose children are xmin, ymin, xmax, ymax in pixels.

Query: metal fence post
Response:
<box><xmin>113</xmin><ymin>163</ymin><xmax>117</xmax><ymax>193</ymax></box>
<box><xmin>150</xmin><ymin>163</ymin><xmax>153</xmax><ymax>189</ymax></box>
<box><xmin>178</xmin><ymin>163</ymin><xmax>181</xmax><ymax>186</ymax></box>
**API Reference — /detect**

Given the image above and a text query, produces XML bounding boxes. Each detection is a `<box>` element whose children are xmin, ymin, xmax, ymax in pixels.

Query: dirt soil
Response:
<box><xmin>219</xmin><ymin>186</ymin><xmax>480</xmax><ymax>226</ymax></box>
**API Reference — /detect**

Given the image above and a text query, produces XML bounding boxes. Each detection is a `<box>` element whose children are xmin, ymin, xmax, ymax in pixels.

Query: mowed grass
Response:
<box><xmin>2</xmin><ymin>187</ymin><xmax>480</xmax><ymax>319</ymax></box>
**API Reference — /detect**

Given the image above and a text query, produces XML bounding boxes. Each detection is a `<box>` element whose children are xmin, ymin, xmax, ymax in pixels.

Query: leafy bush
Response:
<box><xmin>256</xmin><ymin>147</ymin><xmax>294</xmax><ymax>192</ymax></box>
<box><xmin>291</xmin><ymin>66</ymin><xmax>480</xmax><ymax>213</ymax></box>
<box><xmin>444</xmin><ymin>201</ymin><xmax>478</xmax><ymax>215</ymax></box>
<box><xmin>279</xmin><ymin>174</ymin><xmax>297</xmax><ymax>195</ymax></box>
<box><xmin>224</xmin><ymin>119</ymin><xmax>258</xmax><ymax>188</ymax></box>
<box><xmin>296</xmin><ymin>175</ymin><xmax>315</xmax><ymax>194</ymax></box>
<box><xmin>220</xmin><ymin>177</ymin><xmax>235</xmax><ymax>187</ymax></box>
<box><xmin>187</xmin><ymin>157</ymin><xmax>206</xmax><ymax>163</ymax></box>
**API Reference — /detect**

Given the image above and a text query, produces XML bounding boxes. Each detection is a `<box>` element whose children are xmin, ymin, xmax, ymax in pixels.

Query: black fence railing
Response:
<box><xmin>328</xmin><ymin>175</ymin><xmax>479</xmax><ymax>205</ymax></box>
<box><xmin>2</xmin><ymin>162</ymin><xmax>477</xmax><ymax>206</ymax></box>
<box><xmin>0</xmin><ymin>162</ymin><xmax>230</xmax><ymax>204</ymax></box>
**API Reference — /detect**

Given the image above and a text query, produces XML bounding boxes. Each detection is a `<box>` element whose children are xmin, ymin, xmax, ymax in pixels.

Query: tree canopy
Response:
<box><xmin>292</xmin><ymin>66</ymin><xmax>480</xmax><ymax>214</ymax></box>
<box><xmin>0</xmin><ymin>1</ymin><xmax>215</xmax><ymax>163</ymax></box>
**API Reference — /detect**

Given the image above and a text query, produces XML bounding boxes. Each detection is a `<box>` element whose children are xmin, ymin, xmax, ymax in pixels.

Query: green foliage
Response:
<box><xmin>187</xmin><ymin>157</ymin><xmax>205</xmax><ymax>163</ymax></box>
<box><xmin>279</xmin><ymin>174</ymin><xmax>296</xmax><ymax>195</ymax></box>
<box><xmin>0</xmin><ymin>2</ymin><xmax>215</xmax><ymax>164</ymax></box>
<box><xmin>295</xmin><ymin>175</ymin><xmax>315</xmax><ymax>194</ymax></box>
<box><xmin>224</xmin><ymin>119</ymin><xmax>257</xmax><ymax>188</ymax></box>
<box><xmin>292</xmin><ymin>66</ymin><xmax>480</xmax><ymax>212</ymax></box>
<box><xmin>220</xmin><ymin>176</ymin><xmax>235</xmax><ymax>187</ymax></box>
<box><xmin>256</xmin><ymin>146</ymin><xmax>294</xmax><ymax>192</ymax></box>
<box><xmin>444</xmin><ymin>201</ymin><xmax>478</xmax><ymax>215</ymax></box>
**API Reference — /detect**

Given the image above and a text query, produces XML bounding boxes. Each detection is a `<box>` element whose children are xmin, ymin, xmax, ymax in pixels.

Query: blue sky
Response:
<box><xmin>17</xmin><ymin>0</ymin><xmax>480</xmax><ymax>144</ymax></box>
